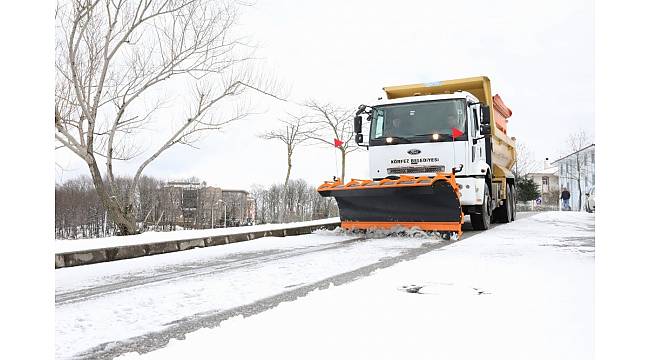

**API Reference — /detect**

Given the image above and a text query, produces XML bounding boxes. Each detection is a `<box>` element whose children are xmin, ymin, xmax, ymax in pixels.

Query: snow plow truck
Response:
<box><xmin>317</xmin><ymin>76</ymin><xmax>516</xmax><ymax>238</ymax></box>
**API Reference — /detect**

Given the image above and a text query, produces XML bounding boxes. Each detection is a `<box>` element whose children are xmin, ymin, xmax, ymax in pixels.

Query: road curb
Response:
<box><xmin>55</xmin><ymin>222</ymin><xmax>340</xmax><ymax>269</ymax></box>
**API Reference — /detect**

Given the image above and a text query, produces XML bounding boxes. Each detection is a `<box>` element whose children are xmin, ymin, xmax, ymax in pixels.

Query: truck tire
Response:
<box><xmin>510</xmin><ymin>184</ymin><xmax>517</xmax><ymax>221</ymax></box>
<box><xmin>471</xmin><ymin>186</ymin><xmax>491</xmax><ymax>231</ymax></box>
<box><xmin>494</xmin><ymin>184</ymin><xmax>512</xmax><ymax>223</ymax></box>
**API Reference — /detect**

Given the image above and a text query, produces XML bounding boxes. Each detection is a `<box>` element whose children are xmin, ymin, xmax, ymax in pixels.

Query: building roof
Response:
<box><xmin>530</xmin><ymin>166</ymin><xmax>558</xmax><ymax>176</ymax></box>
<box><xmin>222</xmin><ymin>189</ymin><xmax>249</xmax><ymax>195</ymax></box>
<box><xmin>551</xmin><ymin>144</ymin><xmax>595</xmax><ymax>165</ymax></box>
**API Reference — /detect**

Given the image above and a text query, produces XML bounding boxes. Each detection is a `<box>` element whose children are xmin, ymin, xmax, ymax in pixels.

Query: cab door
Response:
<box><xmin>469</xmin><ymin>104</ymin><xmax>486</xmax><ymax>170</ymax></box>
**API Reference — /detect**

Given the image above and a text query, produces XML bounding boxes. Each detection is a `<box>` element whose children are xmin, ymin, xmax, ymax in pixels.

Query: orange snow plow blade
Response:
<box><xmin>318</xmin><ymin>173</ymin><xmax>464</xmax><ymax>237</ymax></box>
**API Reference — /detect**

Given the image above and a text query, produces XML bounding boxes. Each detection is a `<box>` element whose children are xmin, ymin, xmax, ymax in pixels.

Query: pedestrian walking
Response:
<box><xmin>560</xmin><ymin>187</ymin><xmax>571</xmax><ymax>211</ymax></box>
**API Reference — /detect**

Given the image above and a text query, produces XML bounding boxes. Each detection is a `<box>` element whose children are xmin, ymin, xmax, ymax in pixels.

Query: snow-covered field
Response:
<box><xmin>116</xmin><ymin>211</ymin><xmax>594</xmax><ymax>360</ymax></box>
<box><xmin>56</xmin><ymin>228</ymin><xmax>443</xmax><ymax>359</ymax></box>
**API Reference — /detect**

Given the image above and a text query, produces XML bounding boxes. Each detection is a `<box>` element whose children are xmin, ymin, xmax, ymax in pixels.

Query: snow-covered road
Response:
<box><xmin>113</xmin><ymin>211</ymin><xmax>593</xmax><ymax>360</ymax></box>
<box><xmin>57</xmin><ymin>223</ymin><xmax>468</xmax><ymax>359</ymax></box>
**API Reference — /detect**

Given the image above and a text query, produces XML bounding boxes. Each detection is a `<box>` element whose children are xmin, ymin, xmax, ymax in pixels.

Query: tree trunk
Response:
<box><xmin>285</xmin><ymin>147</ymin><xmax>292</xmax><ymax>187</ymax></box>
<box><xmin>87</xmin><ymin>157</ymin><xmax>138</xmax><ymax>235</ymax></box>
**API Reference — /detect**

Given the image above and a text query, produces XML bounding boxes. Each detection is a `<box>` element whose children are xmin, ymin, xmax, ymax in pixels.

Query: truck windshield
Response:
<box><xmin>369</xmin><ymin>99</ymin><xmax>467</xmax><ymax>144</ymax></box>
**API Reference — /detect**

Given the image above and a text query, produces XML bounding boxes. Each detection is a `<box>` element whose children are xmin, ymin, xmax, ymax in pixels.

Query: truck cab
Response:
<box><xmin>354</xmin><ymin>76</ymin><xmax>516</xmax><ymax>230</ymax></box>
<box><xmin>365</xmin><ymin>92</ymin><xmax>490</xmax><ymax>209</ymax></box>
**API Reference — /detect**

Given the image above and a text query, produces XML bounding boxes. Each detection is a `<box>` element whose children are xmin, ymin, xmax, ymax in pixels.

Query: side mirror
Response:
<box><xmin>354</xmin><ymin>115</ymin><xmax>362</xmax><ymax>133</ymax></box>
<box><xmin>480</xmin><ymin>105</ymin><xmax>491</xmax><ymax>125</ymax></box>
<box><xmin>355</xmin><ymin>133</ymin><xmax>363</xmax><ymax>144</ymax></box>
<box><xmin>480</xmin><ymin>124</ymin><xmax>491</xmax><ymax>135</ymax></box>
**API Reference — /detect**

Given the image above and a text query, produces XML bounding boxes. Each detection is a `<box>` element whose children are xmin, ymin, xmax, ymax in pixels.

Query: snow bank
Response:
<box><xmin>314</xmin><ymin>225</ymin><xmax>445</xmax><ymax>239</ymax></box>
<box><xmin>55</xmin><ymin>217</ymin><xmax>340</xmax><ymax>254</ymax></box>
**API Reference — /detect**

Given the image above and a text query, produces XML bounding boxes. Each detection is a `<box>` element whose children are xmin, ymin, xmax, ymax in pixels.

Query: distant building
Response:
<box><xmin>200</xmin><ymin>186</ymin><xmax>224</xmax><ymax>228</ymax></box>
<box><xmin>221</xmin><ymin>189</ymin><xmax>255</xmax><ymax>226</ymax></box>
<box><xmin>528</xmin><ymin>158</ymin><xmax>560</xmax><ymax>208</ymax></box>
<box><xmin>159</xmin><ymin>181</ymin><xmax>254</xmax><ymax>228</ymax></box>
<box><xmin>551</xmin><ymin>144</ymin><xmax>595</xmax><ymax>211</ymax></box>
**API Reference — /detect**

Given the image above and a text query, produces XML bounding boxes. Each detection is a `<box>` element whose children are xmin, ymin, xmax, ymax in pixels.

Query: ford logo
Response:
<box><xmin>407</xmin><ymin>149</ymin><xmax>421</xmax><ymax>155</ymax></box>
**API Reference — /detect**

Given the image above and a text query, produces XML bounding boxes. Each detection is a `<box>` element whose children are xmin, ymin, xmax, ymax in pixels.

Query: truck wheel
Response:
<box><xmin>494</xmin><ymin>184</ymin><xmax>512</xmax><ymax>223</ymax></box>
<box><xmin>471</xmin><ymin>186</ymin><xmax>491</xmax><ymax>231</ymax></box>
<box><xmin>510</xmin><ymin>184</ymin><xmax>517</xmax><ymax>221</ymax></box>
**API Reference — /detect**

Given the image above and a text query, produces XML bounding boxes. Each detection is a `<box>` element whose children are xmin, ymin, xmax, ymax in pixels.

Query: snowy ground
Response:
<box><xmin>56</xmin><ymin>228</ymin><xmax>445</xmax><ymax>359</ymax></box>
<box><xmin>115</xmin><ymin>211</ymin><xmax>594</xmax><ymax>360</ymax></box>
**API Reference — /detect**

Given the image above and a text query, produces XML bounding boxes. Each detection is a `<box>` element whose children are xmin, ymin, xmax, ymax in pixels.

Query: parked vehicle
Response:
<box><xmin>585</xmin><ymin>186</ymin><xmax>595</xmax><ymax>213</ymax></box>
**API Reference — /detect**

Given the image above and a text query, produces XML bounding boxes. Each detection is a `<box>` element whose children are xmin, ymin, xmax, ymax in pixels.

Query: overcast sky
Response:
<box><xmin>55</xmin><ymin>0</ymin><xmax>594</xmax><ymax>191</ymax></box>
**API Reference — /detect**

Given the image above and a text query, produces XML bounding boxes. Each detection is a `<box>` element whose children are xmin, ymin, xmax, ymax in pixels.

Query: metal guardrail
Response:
<box><xmin>55</xmin><ymin>221</ymin><xmax>341</xmax><ymax>269</ymax></box>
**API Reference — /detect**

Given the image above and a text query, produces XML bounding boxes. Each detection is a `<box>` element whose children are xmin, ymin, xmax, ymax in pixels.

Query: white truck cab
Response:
<box><xmin>362</xmin><ymin>91</ymin><xmax>489</xmax><ymax>207</ymax></box>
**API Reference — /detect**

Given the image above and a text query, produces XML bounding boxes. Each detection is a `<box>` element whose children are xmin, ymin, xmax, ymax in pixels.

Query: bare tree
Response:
<box><xmin>259</xmin><ymin>113</ymin><xmax>308</xmax><ymax>187</ymax></box>
<box><xmin>55</xmin><ymin>176</ymin><xmax>105</xmax><ymax>238</ymax></box>
<box><xmin>564</xmin><ymin>130</ymin><xmax>592</xmax><ymax>210</ymax></box>
<box><xmin>513</xmin><ymin>142</ymin><xmax>539</xmax><ymax>179</ymax></box>
<box><xmin>248</xmin><ymin>179</ymin><xmax>338</xmax><ymax>225</ymax></box>
<box><xmin>55</xmin><ymin>0</ymin><xmax>281</xmax><ymax>235</ymax></box>
<box><xmin>55</xmin><ymin>174</ymin><xmax>164</xmax><ymax>238</ymax></box>
<box><xmin>302</xmin><ymin>100</ymin><xmax>359</xmax><ymax>182</ymax></box>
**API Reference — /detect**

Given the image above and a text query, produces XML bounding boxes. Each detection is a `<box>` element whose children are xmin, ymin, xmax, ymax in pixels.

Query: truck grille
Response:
<box><xmin>387</xmin><ymin>165</ymin><xmax>445</xmax><ymax>175</ymax></box>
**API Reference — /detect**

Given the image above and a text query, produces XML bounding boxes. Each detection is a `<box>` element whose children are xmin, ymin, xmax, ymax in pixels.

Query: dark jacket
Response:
<box><xmin>561</xmin><ymin>190</ymin><xmax>571</xmax><ymax>200</ymax></box>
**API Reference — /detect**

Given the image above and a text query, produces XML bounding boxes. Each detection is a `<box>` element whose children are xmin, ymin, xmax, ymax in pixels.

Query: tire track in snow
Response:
<box><xmin>56</xmin><ymin>236</ymin><xmax>368</xmax><ymax>305</ymax></box>
<box><xmin>71</xmin><ymin>237</ymin><xmax>472</xmax><ymax>359</ymax></box>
